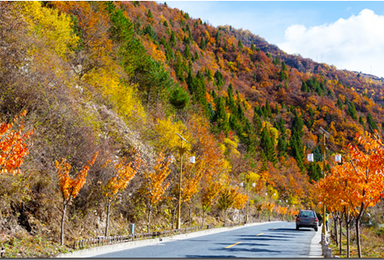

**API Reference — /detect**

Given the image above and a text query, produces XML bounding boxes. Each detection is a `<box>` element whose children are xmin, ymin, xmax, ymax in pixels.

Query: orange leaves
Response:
<box><xmin>317</xmin><ymin>131</ymin><xmax>384</xmax><ymax>217</ymax></box>
<box><xmin>265</xmin><ymin>202</ymin><xmax>275</xmax><ymax>213</ymax></box>
<box><xmin>56</xmin><ymin>151</ymin><xmax>98</xmax><ymax>202</ymax></box>
<box><xmin>141</xmin><ymin>151</ymin><xmax>171</xmax><ymax>206</ymax></box>
<box><xmin>102</xmin><ymin>155</ymin><xmax>141</xmax><ymax>200</ymax></box>
<box><xmin>0</xmin><ymin>110</ymin><xmax>33</xmax><ymax>175</ymax></box>
<box><xmin>181</xmin><ymin>158</ymin><xmax>205</xmax><ymax>204</ymax></box>
<box><xmin>233</xmin><ymin>191</ymin><xmax>248</xmax><ymax>210</ymax></box>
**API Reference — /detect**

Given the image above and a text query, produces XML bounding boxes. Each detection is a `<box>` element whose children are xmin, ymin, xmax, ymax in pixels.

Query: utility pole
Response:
<box><xmin>176</xmin><ymin>133</ymin><xmax>188</xmax><ymax>230</ymax></box>
<box><xmin>319</xmin><ymin>127</ymin><xmax>330</xmax><ymax>242</ymax></box>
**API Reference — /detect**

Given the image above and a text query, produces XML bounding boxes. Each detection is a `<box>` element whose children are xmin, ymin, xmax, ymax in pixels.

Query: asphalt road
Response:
<box><xmin>90</xmin><ymin>221</ymin><xmax>317</xmax><ymax>258</ymax></box>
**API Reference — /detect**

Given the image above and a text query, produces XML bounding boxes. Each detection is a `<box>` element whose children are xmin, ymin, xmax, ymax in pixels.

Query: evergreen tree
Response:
<box><xmin>260</xmin><ymin>127</ymin><xmax>277</xmax><ymax>165</ymax></box>
<box><xmin>214</xmin><ymin>70</ymin><xmax>224</xmax><ymax>87</ymax></box>
<box><xmin>301</xmin><ymin>81</ymin><xmax>308</xmax><ymax>92</ymax></box>
<box><xmin>359</xmin><ymin>116</ymin><xmax>365</xmax><ymax>129</ymax></box>
<box><xmin>213</xmin><ymin>96</ymin><xmax>229</xmax><ymax>135</ymax></box>
<box><xmin>170</xmin><ymin>30</ymin><xmax>176</xmax><ymax>46</ymax></box>
<box><xmin>184</xmin><ymin>44</ymin><xmax>191</xmax><ymax>59</ymax></box>
<box><xmin>366</xmin><ymin>113</ymin><xmax>378</xmax><ymax>133</ymax></box>
<box><xmin>238</xmin><ymin>39</ymin><xmax>243</xmax><ymax>50</ymax></box>
<box><xmin>169</xmin><ymin>86</ymin><xmax>189</xmax><ymax>110</ymax></box>
<box><xmin>290</xmin><ymin>111</ymin><xmax>305</xmax><ymax>172</ymax></box>
<box><xmin>226</xmin><ymin>84</ymin><xmax>237</xmax><ymax>116</ymax></box>
<box><xmin>347</xmin><ymin>101</ymin><xmax>357</xmax><ymax>120</ymax></box>
<box><xmin>253</xmin><ymin>111</ymin><xmax>263</xmax><ymax>133</ymax></box>
<box><xmin>307</xmin><ymin>162</ymin><xmax>321</xmax><ymax>181</ymax></box>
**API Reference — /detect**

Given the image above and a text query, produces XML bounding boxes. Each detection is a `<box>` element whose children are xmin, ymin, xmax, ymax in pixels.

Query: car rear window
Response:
<box><xmin>299</xmin><ymin>211</ymin><xmax>314</xmax><ymax>217</ymax></box>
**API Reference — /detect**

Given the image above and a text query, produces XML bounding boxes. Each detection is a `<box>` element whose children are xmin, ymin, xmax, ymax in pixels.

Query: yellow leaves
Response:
<box><xmin>153</xmin><ymin>117</ymin><xmax>192</xmax><ymax>153</ymax></box>
<box><xmin>267</xmin><ymin>185</ymin><xmax>279</xmax><ymax>201</ymax></box>
<box><xmin>223</xmin><ymin>137</ymin><xmax>240</xmax><ymax>157</ymax></box>
<box><xmin>246</xmin><ymin>171</ymin><xmax>261</xmax><ymax>184</ymax></box>
<box><xmin>83</xmin><ymin>67</ymin><xmax>146</xmax><ymax>120</ymax></box>
<box><xmin>18</xmin><ymin>1</ymin><xmax>80</xmax><ymax>59</ymax></box>
<box><xmin>227</xmin><ymin>61</ymin><xmax>238</xmax><ymax>72</ymax></box>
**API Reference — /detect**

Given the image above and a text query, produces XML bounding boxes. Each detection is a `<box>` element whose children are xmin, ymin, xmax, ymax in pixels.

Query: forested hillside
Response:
<box><xmin>1</xmin><ymin>1</ymin><xmax>384</xmax><ymax>257</ymax></box>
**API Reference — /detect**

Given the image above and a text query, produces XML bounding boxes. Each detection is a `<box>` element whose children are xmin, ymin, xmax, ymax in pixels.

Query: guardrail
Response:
<box><xmin>73</xmin><ymin>224</ymin><xmax>215</xmax><ymax>249</ymax></box>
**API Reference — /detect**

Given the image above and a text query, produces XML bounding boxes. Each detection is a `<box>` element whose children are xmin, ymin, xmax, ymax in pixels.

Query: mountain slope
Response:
<box><xmin>1</xmin><ymin>1</ymin><xmax>384</xmax><ymax>256</ymax></box>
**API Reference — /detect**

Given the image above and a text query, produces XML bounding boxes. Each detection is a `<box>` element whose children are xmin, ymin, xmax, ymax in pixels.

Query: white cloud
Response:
<box><xmin>278</xmin><ymin>9</ymin><xmax>384</xmax><ymax>78</ymax></box>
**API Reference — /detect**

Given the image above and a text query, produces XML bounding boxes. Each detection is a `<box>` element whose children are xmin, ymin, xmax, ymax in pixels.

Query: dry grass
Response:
<box><xmin>1</xmin><ymin>232</ymin><xmax>71</xmax><ymax>258</ymax></box>
<box><xmin>330</xmin><ymin>225</ymin><xmax>384</xmax><ymax>258</ymax></box>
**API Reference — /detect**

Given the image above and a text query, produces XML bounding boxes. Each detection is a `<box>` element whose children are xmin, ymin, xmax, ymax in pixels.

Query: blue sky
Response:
<box><xmin>165</xmin><ymin>1</ymin><xmax>384</xmax><ymax>78</ymax></box>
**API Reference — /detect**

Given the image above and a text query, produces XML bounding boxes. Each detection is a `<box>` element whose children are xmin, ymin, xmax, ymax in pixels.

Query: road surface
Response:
<box><xmin>89</xmin><ymin>221</ymin><xmax>317</xmax><ymax>258</ymax></box>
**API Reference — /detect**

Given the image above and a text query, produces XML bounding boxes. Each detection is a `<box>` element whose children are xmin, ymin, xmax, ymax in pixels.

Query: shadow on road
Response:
<box><xmin>185</xmin><ymin>255</ymin><xmax>237</xmax><ymax>258</ymax></box>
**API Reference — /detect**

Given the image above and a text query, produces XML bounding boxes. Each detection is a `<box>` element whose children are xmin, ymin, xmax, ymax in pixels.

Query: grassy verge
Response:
<box><xmin>329</xmin><ymin>225</ymin><xmax>384</xmax><ymax>258</ymax></box>
<box><xmin>1</xmin><ymin>233</ymin><xmax>72</xmax><ymax>258</ymax></box>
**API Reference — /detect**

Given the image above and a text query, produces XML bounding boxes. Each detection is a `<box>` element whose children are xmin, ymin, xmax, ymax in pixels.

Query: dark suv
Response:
<box><xmin>296</xmin><ymin>210</ymin><xmax>319</xmax><ymax>231</ymax></box>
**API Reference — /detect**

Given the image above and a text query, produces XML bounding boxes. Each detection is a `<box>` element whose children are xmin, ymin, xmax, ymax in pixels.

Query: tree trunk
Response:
<box><xmin>105</xmin><ymin>201</ymin><xmax>111</xmax><ymax>237</ymax></box>
<box><xmin>355</xmin><ymin>217</ymin><xmax>362</xmax><ymax>258</ymax></box>
<box><xmin>60</xmin><ymin>202</ymin><xmax>67</xmax><ymax>246</ymax></box>
<box><xmin>147</xmin><ymin>205</ymin><xmax>152</xmax><ymax>232</ymax></box>
<box><xmin>224</xmin><ymin>209</ymin><xmax>227</xmax><ymax>226</ymax></box>
<box><xmin>344</xmin><ymin>207</ymin><xmax>350</xmax><ymax>258</ymax></box>
<box><xmin>334</xmin><ymin>215</ymin><xmax>338</xmax><ymax>247</ymax></box>
<box><xmin>202</xmin><ymin>209</ymin><xmax>205</xmax><ymax>227</ymax></box>
<box><xmin>171</xmin><ymin>207</ymin><xmax>176</xmax><ymax>229</ymax></box>
<box><xmin>189</xmin><ymin>205</ymin><xmax>191</xmax><ymax>227</ymax></box>
<box><xmin>339</xmin><ymin>217</ymin><xmax>343</xmax><ymax>255</ymax></box>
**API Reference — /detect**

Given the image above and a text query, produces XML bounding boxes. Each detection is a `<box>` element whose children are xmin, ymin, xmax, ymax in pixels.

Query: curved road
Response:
<box><xmin>89</xmin><ymin>221</ymin><xmax>317</xmax><ymax>258</ymax></box>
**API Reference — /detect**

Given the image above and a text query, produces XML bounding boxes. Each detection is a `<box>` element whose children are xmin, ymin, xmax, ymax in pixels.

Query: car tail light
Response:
<box><xmin>315</xmin><ymin>217</ymin><xmax>318</xmax><ymax>222</ymax></box>
<box><xmin>296</xmin><ymin>216</ymin><xmax>300</xmax><ymax>222</ymax></box>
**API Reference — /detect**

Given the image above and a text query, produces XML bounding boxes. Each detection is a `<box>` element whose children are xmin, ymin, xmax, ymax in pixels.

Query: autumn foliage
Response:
<box><xmin>56</xmin><ymin>151</ymin><xmax>98</xmax><ymax>245</ymax></box>
<box><xmin>3</xmin><ymin>1</ymin><xmax>384</xmax><ymax>257</ymax></box>
<box><xmin>0</xmin><ymin>110</ymin><xmax>33</xmax><ymax>175</ymax></box>
<box><xmin>316</xmin><ymin>131</ymin><xmax>384</xmax><ymax>257</ymax></box>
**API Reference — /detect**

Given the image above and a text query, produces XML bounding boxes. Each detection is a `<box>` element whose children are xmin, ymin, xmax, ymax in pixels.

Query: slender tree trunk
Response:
<box><xmin>189</xmin><ymin>205</ymin><xmax>191</xmax><ymax>227</ymax></box>
<box><xmin>105</xmin><ymin>201</ymin><xmax>111</xmax><ymax>237</ymax></box>
<box><xmin>147</xmin><ymin>205</ymin><xmax>152</xmax><ymax>232</ymax></box>
<box><xmin>61</xmin><ymin>202</ymin><xmax>67</xmax><ymax>246</ymax></box>
<box><xmin>202</xmin><ymin>209</ymin><xmax>205</xmax><ymax>227</ymax></box>
<box><xmin>334</xmin><ymin>215</ymin><xmax>338</xmax><ymax>247</ymax></box>
<box><xmin>345</xmin><ymin>207</ymin><xmax>350</xmax><ymax>258</ymax></box>
<box><xmin>172</xmin><ymin>207</ymin><xmax>176</xmax><ymax>229</ymax></box>
<box><xmin>224</xmin><ymin>209</ymin><xmax>227</xmax><ymax>226</ymax></box>
<box><xmin>339</xmin><ymin>217</ymin><xmax>343</xmax><ymax>255</ymax></box>
<box><xmin>355</xmin><ymin>217</ymin><xmax>362</xmax><ymax>258</ymax></box>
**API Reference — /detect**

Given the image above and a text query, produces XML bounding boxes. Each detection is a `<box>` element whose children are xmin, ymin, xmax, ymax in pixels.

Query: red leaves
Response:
<box><xmin>0</xmin><ymin>110</ymin><xmax>33</xmax><ymax>175</ymax></box>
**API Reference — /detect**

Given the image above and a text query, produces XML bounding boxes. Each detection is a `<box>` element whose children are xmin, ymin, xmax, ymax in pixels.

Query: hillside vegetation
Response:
<box><xmin>1</xmin><ymin>1</ymin><xmax>384</xmax><ymax>257</ymax></box>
